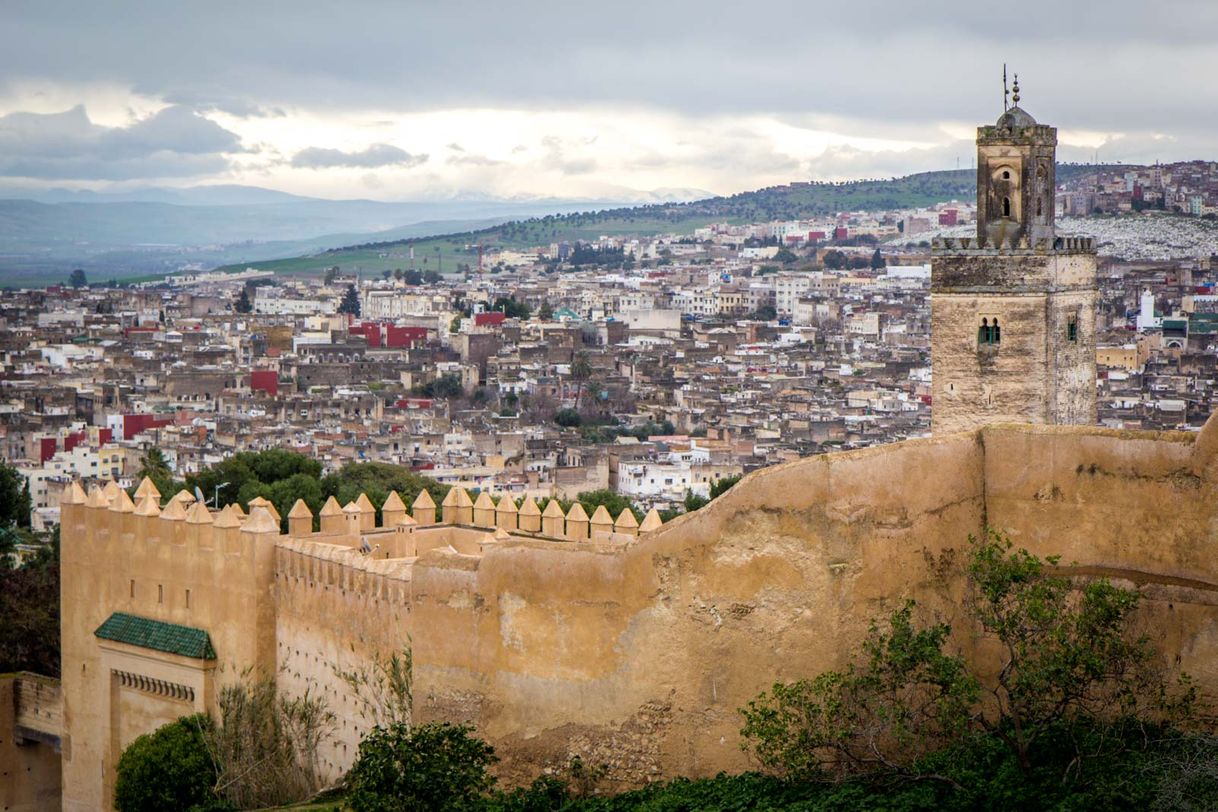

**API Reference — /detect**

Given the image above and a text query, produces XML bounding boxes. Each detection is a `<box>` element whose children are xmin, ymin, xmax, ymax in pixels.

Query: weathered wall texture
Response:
<box><xmin>931</xmin><ymin>249</ymin><xmax>1097</xmax><ymax>434</ymax></box>
<box><xmin>0</xmin><ymin>675</ymin><xmax>62</xmax><ymax>812</ymax></box>
<box><xmin>59</xmin><ymin>417</ymin><xmax>1218</xmax><ymax>804</ymax></box>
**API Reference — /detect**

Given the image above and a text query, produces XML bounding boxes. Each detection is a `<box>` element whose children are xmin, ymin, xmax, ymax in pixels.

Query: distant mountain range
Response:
<box><xmin>0</xmin><ymin>184</ymin><xmax>712</xmax><ymax>285</ymax></box>
<box><xmin>0</xmin><ymin>165</ymin><xmax>1120</xmax><ymax>286</ymax></box>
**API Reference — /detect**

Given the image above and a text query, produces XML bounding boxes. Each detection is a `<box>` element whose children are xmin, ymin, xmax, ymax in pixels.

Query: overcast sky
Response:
<box><xmin>1</xmin><ymin>0</ymin><xmax>1215</xmax><ymax>201</ymax></box>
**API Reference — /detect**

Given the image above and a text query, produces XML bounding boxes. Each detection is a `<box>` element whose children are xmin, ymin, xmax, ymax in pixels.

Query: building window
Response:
<box><xmin>1067</xmin><ymin>319</ymin><xmax>1078</xmax><ymax>342</ymax></box>
<box><xmin>158</xmin><ymin>584</ymin><xmax>163</xmax><ymax>604</ymax></box>
<box><xmin>185</xmin><ymin>589</ymin><xmax>191</xmax><ymax>609</ymax></box>
<box><xmin>978</xmin><ymin>318</ymin><xmax>1001</xmax><ymax>346</ymax></box>
<box><xmin>1002</xmin><ymin>170</ymin><xmax>1011</xmax><ymax>180</ymax></box>
<box><xmin>130</xmin><ymin>579</ymin><xmax>135</xmax><ymax>599</ymax></box>
<box><xmin>1002</xmin><ymin>197</ymin><xmax>1012</xmax><ymax>217</ymax></box>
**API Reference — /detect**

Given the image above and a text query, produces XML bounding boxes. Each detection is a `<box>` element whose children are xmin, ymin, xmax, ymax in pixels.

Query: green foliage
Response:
<box><xmin>741</xmin><ymin>601</ymin><xmax>978</xmax><ymax>781</ymax></box>
<box><xmin>334</xmin><ymin>647</ymin><xmax>413</xmax><ymax>729</ymax></box>
<box><xmin>348</xmin><ymin>722</ymin><xmax>497</xmax><ymax>812</ymax></box>
<box><xmin>68</xmin><ymin>267</ymin><xmax>87</xmax><ymax>288</ymax></box>
<box><xmin>235</xmin><ymin>286</ymin><xmax>252</xmax><ymax>313</ymax></box>
<box><xmin>338</xmin><ymin>283</ymin><xmax>361</xmax><ymax>316</ymax></box>
<box><xmin>683</xmin><ymin>491</ymin><xmax>709</xmax><ymax>512</ymax></box>
<box><xmin>710</xmin><ymin>474</ymin><xmax>743</xmax><ymax>499</ymax></box>
<box><xmin>740</xmin><ymin>530</ymin><xmax>1191</xmax><ymax>798</ymax></box>
<box><xmin>133</xmin><ymin>447</ymin><xmax>181</xmax><ymax>502</ymax></box>
<box><xmin>0</xmin><ymin>460</ymin><xmax>31</xmax><ymax>529</ymax></box>
<box><xmin>320</xmin><ymin>461</ymin><xmax>448</xmax><ymax>520</ymax></box>
<box><xmin>114</xmin><ymin>714</ymin><xmax>220</xmax><ymax>812</ymax></box>
<box><xmin>538</xmin><ymin>300</ymin><xmax>555</xmax><ymax>320</ymax></box>
<box><xmin>555</xmin><ymin>408</ymin><xmax>582</xmax><ymax>428</ymax></box>
<box><xmin>966</xmin><ymin>530</ymin><xmax>1164</xmax><ymax>773</ymax></box>
<box><xmin>416</xmin><ymin>372</ymin><xmax>465</xmax><ymax>399</ymax></box>
<box><xmin>870</xmin><ymin>248</ymin><xmax>886</xmax><ymax>270</ymax></box>
<box><xmin>207</xmin><ymin>678</ymin><xmax>334</xmax><ymax>809</ymax></box>
<box><xmin>492</xmin><ymin>296</ymin><xmax>531</xmax><ymax>319</ymax></box>
<box><xmin>773</xmin><ymin>247</ymin><xmax>798</xmax><ymax>264</ymax></box>
<box><xmin>574</xmin><ymin>489</ymin><xmax>642</xmax><ymax>523</ymax></box>
<box><xmin>0</xmin><ymin>528</ymin><xmax>60</xmax><ymax>675</ymax></box>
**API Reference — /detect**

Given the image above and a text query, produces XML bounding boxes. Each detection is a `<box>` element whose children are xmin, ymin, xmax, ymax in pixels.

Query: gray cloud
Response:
<box><xmin>0</xmin><ymin>104</ymin><xmax>246</xmax><ymax>180</ymax></box>
<box><xmin>290</xmin><ymin>143</ymin><xmax>427</xmax><ymax>169</ymax></box>
<box><xmin>1</xmin><ymin>1</ymin><xmax>1215</xmax><ymax>191</ymax></box>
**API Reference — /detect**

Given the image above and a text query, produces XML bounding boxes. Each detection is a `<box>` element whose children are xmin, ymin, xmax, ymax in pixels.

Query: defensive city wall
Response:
<box><xmin>55</xmin><ymin>417</ymin><xmax>1218</xmax><ymax>809</ymax></box>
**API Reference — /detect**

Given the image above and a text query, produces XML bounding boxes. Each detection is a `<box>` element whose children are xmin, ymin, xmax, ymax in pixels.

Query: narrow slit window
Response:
<box><xmin>992</xmin><ymin>318</ymin><xmax>1001</xmax><ymax>344</ymax></box>
<box><xmin>129</xmin><ymin>579</ymin><xmax>135</xmax><ymax>599</ymax></box>
<box><xmin>1002</xmin><ymin>197</ymin><xmax>1012</xmax><ymax>217</ymax></box>
<box><xmin>158</xmin><ymin>584</ymin><xmax>163</xmax><ymax>604</ymax></box>
<box><xmin>978</xmin><ymin>318</ymin><xmax>990</xmax><ymax>345</ymax></box>
<box><xmin>185</xmin><ymin>589</ymin><xmax>191</xmax><ymax>609</ymax></box>
<box><xmin>1068</xmin><ymin>319</ymin><xmax>1078</xmax><ymax>342</ymax></box>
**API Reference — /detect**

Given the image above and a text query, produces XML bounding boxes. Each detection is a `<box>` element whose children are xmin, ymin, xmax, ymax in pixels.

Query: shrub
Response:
<box><xmin>114</xmin><ymin>714</ymin><xmax>220</xmax><ymax>812</ymax></box>
<box><xmin>348</xmin><ymin>721</ymin><xmax>497</xmax><ymax>811</ymax></box>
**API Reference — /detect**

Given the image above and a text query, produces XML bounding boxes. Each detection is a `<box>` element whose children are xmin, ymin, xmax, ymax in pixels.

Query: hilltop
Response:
<box><xmin>221</xmin><ymin>165</ymin><xmax>1106</xmax><ymax>278</ymax></box>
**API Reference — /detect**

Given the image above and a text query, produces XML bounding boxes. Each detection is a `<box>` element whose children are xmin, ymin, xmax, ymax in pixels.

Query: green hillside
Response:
<box><xmin>219</xmin><ymin>165</ymin><xmax>1106</xmax><ymax>278</ymax></box>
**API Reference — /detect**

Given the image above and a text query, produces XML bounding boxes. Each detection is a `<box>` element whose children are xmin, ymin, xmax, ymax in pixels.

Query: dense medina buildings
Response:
<box><xmin>1</xmin><ymin>198</ymin><xmax>1217</xmax><ymax>532</ymax></box>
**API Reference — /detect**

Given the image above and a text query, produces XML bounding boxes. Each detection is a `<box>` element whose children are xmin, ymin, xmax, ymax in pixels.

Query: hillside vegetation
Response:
<box><xmin>224</xmin><ymin>165</ymin><xmax>1105</xmax><ymax>278</ymax></box>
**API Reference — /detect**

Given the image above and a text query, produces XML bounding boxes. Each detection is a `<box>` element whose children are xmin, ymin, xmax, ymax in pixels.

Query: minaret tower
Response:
<box><xmin>930</xmin><ymin>74</ymin><xmax>1097</xmax><ymax>433</ymax></box>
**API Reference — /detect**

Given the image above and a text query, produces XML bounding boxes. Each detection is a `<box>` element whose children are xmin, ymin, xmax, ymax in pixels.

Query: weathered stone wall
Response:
<box><xmin>931</xmin><ymin>251</ymin><xmax>1097</xmax><ymax>433</ymax></box>
<box><xmin>60</xmin><ymin>417</ymin><xmax>1218</xmax><ymax>802</ymax></box>
<box><xmin>0</xmin><ymin>675</ymin><xmax>62</xmax><ymax>812</ymax></box>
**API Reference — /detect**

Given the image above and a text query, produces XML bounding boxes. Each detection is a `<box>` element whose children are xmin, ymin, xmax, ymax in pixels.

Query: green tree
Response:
<box><xmin>575</xmin><ymin>489</ymin><xmax>641</xmax><ymax>522</ymax></box>
<box><xmin>338</xmin><ymin>283</ymin><xmax>361</xmax><ymax>316</ymax></box>
<box><xmin>234</xmin><ymin>287</ymin><xmax>252</xmax><ymax>314</ymax></box>
<box><xmin>570</xmin><ymin>353</ymin><xmax>593</xmax><ymax>410</ymax></box>
<box><xmin>774</xmin><ymin>247</ymin><xmax>798</xmax><ymax>264</ymax></box>
<box><xmin>966</xmin><ymin>531</ymin><xmax>1166</xmax><ymax>775</ymax></box>
<box><xmin>741</xmin><ymin>600</ymin><xmax>978</xmax><ymax>781</ymax></box>
<box><xmin>492</xmin><ymin>296</ymin><xmax>531</xmax><ymax>319</ymax></box>
<box><xmin>114</xmin><ymin>715</ymin><xmax>219</xmax><ymax>812</ymax></box>
<box><xmin>348</xmin><ymin>722</ymin><xmax>497</xmax><ymax>812</ymax></box>
<box><xmin>0</xmin><ymin>461</ymin><xmax>32</xmax><ymax>528</ymax></box>
<box><xmin>741</xmin><ymin>531</ymin><xmax>1186</xmax><ymax>787</ymax></box>
<box><xmin>683</xmin><ymin>491</ymin><xmax>709</xmax><ymax>512</ymax></box>
<box><xmin>538</xmin><ymin>300</ymin><xmax>555</xmax><ymax>320</ymax></box>
<box><xmin>68</xmin><ymin>268</ymin><xmax>87</xmax><ymax>288</ymax></box>
<box><xmin>134</xmin><ymin>447</ymin><xmax>180</xmax><ymax>502</ymax></box>
<box><xmin>554</xmin><ymin>408</ymin><xmax>582</xmax><ymax>428</ymax></box>
<box><xmin>0</xmin><ymin>529</ymin><xmax>60</xmax><ymax>675</ymax></box>
<box><xmin>822</xmin><ymin>250</ymin><xmax>847</xmax><ymax>270</ymax></box>
<box><xmin>870</xmin><ymin>247</ymin><xmax>886</xmax><ymax>270</ymax></box>
<box><xmin>710</xmin><ymin>473</ymin><xmax>742</xmax><ymax>499</ymax></box>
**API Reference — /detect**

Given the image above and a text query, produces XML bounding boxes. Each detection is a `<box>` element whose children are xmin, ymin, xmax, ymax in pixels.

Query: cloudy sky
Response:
<box><xmin>1</xmin><ymin>0</ymin><xmax>1215</xmax><ymax>201</ymax></box>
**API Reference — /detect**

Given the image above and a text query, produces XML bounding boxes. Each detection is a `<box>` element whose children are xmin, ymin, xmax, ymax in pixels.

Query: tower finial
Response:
<box><xmin>1003</xmin><ymin>64</ymin><xmax>1009</xmax><ymax>111</ymax></box>
<box><xmin>1011</xmin><ymin>73</ymin><xmax>1020</xmax><ymax>106</ymax></box>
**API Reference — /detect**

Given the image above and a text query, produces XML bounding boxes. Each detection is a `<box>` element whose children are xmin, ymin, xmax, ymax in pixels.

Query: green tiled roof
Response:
<box><xmin>95</xmin><ymin>612</ymin><xmax>216</xmax><ymax>660</ymax></box>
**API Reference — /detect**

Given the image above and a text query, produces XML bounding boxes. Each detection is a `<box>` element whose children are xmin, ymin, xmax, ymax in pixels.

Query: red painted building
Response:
<box><xmin>250</xmin><ymin>370</ymin><xmax>279</xmax><ymax>397</ymax></box>
<box><xmin>474</xmin><ymin>312</ymin><xmax>506</xmax><ymax>327</ymax></box>
<box><xmin>384</xmin><ymin>325</ymin><xmax>429</xmax><ymax>348</ymax></box>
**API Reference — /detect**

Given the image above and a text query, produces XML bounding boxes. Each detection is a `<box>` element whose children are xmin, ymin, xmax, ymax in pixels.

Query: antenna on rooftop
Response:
<box><xmin>1003</xmin><ymin>64</ymin><xmax>1009</xmax><ymax>111</ymax></box>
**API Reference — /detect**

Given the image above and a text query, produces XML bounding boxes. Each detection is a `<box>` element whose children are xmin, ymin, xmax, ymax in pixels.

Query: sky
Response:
<box><xmin>1</xmin><ymin>0</ymin><xmax>1215</xmax><ymax>202</ymax></box>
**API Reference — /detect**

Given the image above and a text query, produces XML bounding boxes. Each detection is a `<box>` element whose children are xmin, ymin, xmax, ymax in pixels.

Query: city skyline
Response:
<box><xmin>2</xmin><ymin>0</ymin><xmax>1216</xmax><ymax>200</ymax></box>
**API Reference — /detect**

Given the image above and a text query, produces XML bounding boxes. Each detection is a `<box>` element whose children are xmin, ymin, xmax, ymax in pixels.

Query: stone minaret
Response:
<box><xmin>931</xmin><ymin>77</ymin><xmax>1097</xmax><ymax>433</ymax></box>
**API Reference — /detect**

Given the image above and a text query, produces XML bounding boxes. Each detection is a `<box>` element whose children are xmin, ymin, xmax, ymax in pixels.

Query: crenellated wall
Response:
<box><xmin>59</xmin><ymin>417</ymin><xmax>1218</xmax><ymax>804</ymax></box>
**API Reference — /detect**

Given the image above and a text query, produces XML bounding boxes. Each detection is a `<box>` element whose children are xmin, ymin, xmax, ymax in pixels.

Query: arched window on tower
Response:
<box><xmin>993</xmin><ymin>318</ymin><xmax>1000</xmax><ymax>343</ymax></box>
<box><xmin>1002</xmin><ymin>197</ymin><xmax>1012</xmax><ymax>217</ymax></box>
<box><xmin>1002</xmin><ymin>170</ymin><xmax>1011</xmax><ymax>180</ymax></box>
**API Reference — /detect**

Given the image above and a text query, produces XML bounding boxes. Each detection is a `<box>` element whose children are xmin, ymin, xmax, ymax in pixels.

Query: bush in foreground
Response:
<box><xmin>114</xmin><ymin>714</ymin><xmax>223</xmax><ymax>812</ymax></box>
<box><xmin>348</xmin><ymin>721</ymin><xmax>497</xmax><ymax>811</ymax></box>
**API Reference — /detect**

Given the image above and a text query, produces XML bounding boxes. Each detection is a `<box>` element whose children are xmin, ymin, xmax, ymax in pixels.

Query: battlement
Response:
<box><xmin>932</xmin><ymin>235</ymin><xmax>1095</xmax><ymax>253</ymax></box>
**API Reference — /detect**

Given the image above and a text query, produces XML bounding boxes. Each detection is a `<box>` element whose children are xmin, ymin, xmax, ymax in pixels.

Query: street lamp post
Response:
<box><xmin>213</xmin><ymin>481</ymin><xmax>230</xmax><ymax>508</ymax></box>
